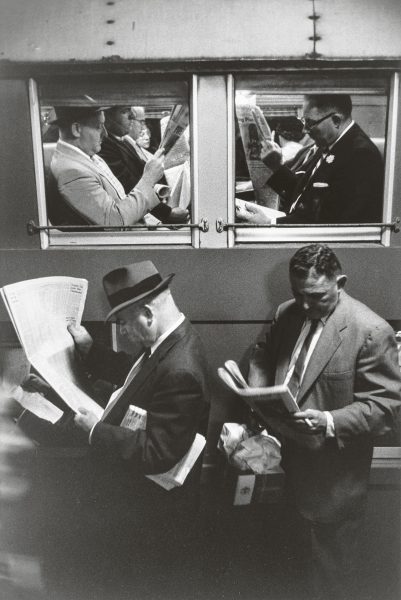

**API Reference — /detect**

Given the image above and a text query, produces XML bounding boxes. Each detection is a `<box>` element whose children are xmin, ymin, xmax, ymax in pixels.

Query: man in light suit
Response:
<box><xmin>48</xmin><ymin>105</ymin><xmax>166</xmax><ymax>227</ymax></box>
<box><xmin>240</xmin><ymin>94</ymin><xmax>384</xmax><ymax>224</ymax></box>
<box><xmin>99</xmin><ymin>105</ymin><xmax>188</xmax><ymax>224</ymax></box>
<box><xmin>248</xmin><ymin>244</ymin><xmax>401</xmax><ymax>600</ymax></box>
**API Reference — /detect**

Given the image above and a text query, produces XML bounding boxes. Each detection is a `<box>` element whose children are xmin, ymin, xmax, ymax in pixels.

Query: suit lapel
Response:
<box><xmin>297</xmin><ymin>294</ymin><xmax>348</xmax><ymax>405</ymax></box>
<box><xmin>104</xmin><ymin>320</ymin><xmax>189</xmax><ymax>423</ymax></box>
<box><xmin>275</xmin><ymin>313</ymin><xmax>304</xmax><ymax>385</ymax></box>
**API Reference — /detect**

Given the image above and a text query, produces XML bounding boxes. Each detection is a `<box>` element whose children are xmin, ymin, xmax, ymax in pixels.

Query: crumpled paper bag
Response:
<box><xmin>219</xmin><ymin>422</ymin><xmax>281</xmax><ymax>474</ymax></box>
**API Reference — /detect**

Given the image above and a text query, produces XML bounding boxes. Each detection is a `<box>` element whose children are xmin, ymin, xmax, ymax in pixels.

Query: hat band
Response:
<box><xmin>108</xmin><ymin>273</ymin><xmax>162</xmax><ymax>309</ymax></box>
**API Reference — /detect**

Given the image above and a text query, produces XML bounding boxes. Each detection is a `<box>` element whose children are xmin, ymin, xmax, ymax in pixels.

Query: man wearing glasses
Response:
<box><xmin>240</xmin><ymin>94</ymin><xmax>383</xmax><ymax>225</ymax></box>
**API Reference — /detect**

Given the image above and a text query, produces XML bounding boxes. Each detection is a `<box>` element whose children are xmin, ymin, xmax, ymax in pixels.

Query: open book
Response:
<box><xmin>121</xmin><ymin>404</ymin><xmax>206</xmax><ymax>491</ymax></box>
<box><xmin>1</xmin><ymin>276</ymin><xmax>103</xmax><ymax>419</ymax></box>
<box><xmin>218</xmin><ymin>361</ymin><xmax>323</xmax><ymax>450</ymax></box>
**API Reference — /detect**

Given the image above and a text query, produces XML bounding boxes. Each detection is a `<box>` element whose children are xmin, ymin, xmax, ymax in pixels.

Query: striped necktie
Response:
<box><xmin>287</xmin><ymin>320</ymin><xmax>319</xmax><ymax>399</ymax></box>
<box><xmin>289</xmin><ymin>148</ymin><xmax>324</xmax><ymax>213</ymax></box>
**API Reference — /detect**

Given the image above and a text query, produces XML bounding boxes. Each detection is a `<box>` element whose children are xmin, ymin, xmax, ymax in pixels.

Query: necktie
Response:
<box><xmin>287</xmin><ymin>320</ymin><xmax>319</xmax><ymax>399</ymax></box>
<box><xmin>101</xmin><ymin>349</ymin><xmax>151</xmax><ymax>421</ymax></box>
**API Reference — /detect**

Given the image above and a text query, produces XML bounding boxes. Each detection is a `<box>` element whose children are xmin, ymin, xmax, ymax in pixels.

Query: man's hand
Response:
<box><xmin>167</xmin><ymin>207</ymin><xmax>189</xmax><ymax>224</ymax></box>
<box><xmin>236</xmin><ymin>201</ymin><xmax>271</xmax><ymax>225</ymax></box>
<box><xmin>67</xmin><ymin>324</ymin><xmax>93</xmax><ymax>358</ymax></box>
<box><xmin>142</xmin><ymin>148</ymin><xmax>165</xmax><ymax>186</ymax></box>
<box><xmin>289</xmin><ymin>409</ymin><xmax>327</xmax><ymax>433</ymax></box>
<box><xmin>260</xmin><ymin>139</ymin><xmax>282</xmax><ymax>172</ymax></box>
<box><xmin>74</xmin><ymin>407</ymin><xmax>99</xmax><ymax>432</ymax></box>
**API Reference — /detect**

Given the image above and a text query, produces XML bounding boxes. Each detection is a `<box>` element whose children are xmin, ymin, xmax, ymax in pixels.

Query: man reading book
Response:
<box><xmin>248</xmin><ymin>244</ymin><xmax>401</xmax><ymax>600</ymax></box>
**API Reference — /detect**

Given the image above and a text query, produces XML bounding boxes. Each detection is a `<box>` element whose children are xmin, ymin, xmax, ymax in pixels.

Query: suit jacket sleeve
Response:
<box><xmin>99</xmin><ymin>141</ymin><xmax>172</xmax><ymax>223</ymax></box>
<box><xmin>57</xmin><ymin>165</ymin><xmax>160</xmax><ymax>226</ymax></box>
<box><xmin>90</xmin><ymin>368</ymin><xmax>205</xmax><ymax>474</ymax></box>
<box><xmin>331</xmin><ymin>322</ymin><xmax>401</xmax><ymax>449</ymax></box>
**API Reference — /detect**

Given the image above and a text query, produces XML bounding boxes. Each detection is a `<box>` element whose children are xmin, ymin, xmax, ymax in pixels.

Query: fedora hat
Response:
<box><xmin>49</xmin><ymin>96</ymin><xmax>110</xmax><ymax>125</ymax></box>
<box><xmin>103</xmin><ymin>261</ymin><xmax>175</xmax><ymax>321</ymax></box>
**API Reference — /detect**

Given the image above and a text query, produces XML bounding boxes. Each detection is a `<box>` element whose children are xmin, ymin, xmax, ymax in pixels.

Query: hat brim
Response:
<box><xmin>105</xmin><ymin>273</ymin><xmax>175</xmax><ymax>322</ymax></box>
<box><xmin>49</xmin><ymin>106</ymin><xmax>111</xmax><ymax>125</ymax></box>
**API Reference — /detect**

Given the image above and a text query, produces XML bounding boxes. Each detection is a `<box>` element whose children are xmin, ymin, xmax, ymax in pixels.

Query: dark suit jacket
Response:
<box><xmin>260</xmin><ymin>292</ymin><xmax>401</xmax><ymax>522</ymax></box>
<box><xmin>268</xmin><ymin>123</ymin><xmax>384</xmax><ymax>224</ymax></box>
<box><xmin>99</xmin><ymin>135</ymin><xmax>172</xmax><ymax>223</ymax></box>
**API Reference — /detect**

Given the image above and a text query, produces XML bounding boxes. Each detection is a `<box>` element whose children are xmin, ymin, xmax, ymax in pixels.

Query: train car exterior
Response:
<box><xmin>0</xmin><ymin>1</ymin><xmax>400</xmax><ymax>598</ymax></box>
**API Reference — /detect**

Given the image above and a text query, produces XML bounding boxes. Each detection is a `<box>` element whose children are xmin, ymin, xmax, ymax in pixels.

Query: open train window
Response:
<box><xmin>232</xmin><ymin>72</ymin><xmax>395</xmax><ymax>244</ymax></box>
<box><xmin>29</xmin><ymin>77</ymin><xmax>195</xmax><ymax>248</ymax></box>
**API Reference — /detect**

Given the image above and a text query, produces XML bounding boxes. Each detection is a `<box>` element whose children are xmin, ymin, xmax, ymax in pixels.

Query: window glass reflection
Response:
<box><xmin>235</xmin><ymin>90</ymin><xmax>386</xmax><ymax>227</ymax></box>
<box><xmin>39</xmin><ymin>81</ymin><xmax>191</xmax><ymax>231</ymax></box>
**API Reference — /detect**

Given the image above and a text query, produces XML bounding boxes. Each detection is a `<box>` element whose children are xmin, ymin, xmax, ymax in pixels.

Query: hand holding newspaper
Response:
<box><xmin>1</xmin><ymin>277</ymin><xmax>102</xmax><ymax>419</ymax></box>
<box><xmin>121</xmin><ymin>404</ymin><xmax>205</xmax><ymax>491</ymax></box>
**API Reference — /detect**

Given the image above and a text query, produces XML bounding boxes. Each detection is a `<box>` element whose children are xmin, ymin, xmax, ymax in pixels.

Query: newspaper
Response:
<box><xmin>121</xmin><ymin>403</ymin><xmax>205</xmax><ymax>491</ymax></box>
<box><xmin>0</xmin><ymin>277</ymin><xmax>102</xmax><ymax>418</ymax></box>
<box><xmin>159</xmin><ymin>104</ymin><xmax>190</xmax><ymax>157</ymax></box>
<box><xmin>218</xmin><ymin>360</ymin><xmax>324</xmax><ymax>450</ymax></box>
<box><xmin>235</xmin><ymin>96</ymin><xmax>278</xmax><ymax>208</ymax></box>
<box><xmin>235</xmin><ymin>198</ymin><xmax>286</xmax><ymax>224</ymax></box>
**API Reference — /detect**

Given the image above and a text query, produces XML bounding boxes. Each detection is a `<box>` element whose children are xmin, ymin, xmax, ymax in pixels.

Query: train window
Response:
<box><xmin>233</xmin><ymin>73</ymin><xmax>392</xmax><ymax>244</ymax></box>
<box><xmin>30</xmin><ymin>78</ymin><xmax>195</xmax><ymax>247</ymax></box>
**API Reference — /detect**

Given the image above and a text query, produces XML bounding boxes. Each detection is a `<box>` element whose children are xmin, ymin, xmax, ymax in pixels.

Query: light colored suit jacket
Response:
<box><xmin>262</xmin><ymin>291</ymin><xmax>401</xmax><ymax>522</ymax></box>
<box><xmin>50</xmin><ymin>141</ymin><xmax>159</xmax><ymax>226</ymax></box>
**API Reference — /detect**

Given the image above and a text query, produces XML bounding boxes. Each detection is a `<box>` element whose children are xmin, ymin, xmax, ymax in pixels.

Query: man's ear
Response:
<box><xmin>143</xmin><ymin>305</ymin><xmax>154</xmax><ymax>325</ymax></box>
<box><xmin>332</xmin><ymin>113</ymin><xmax>342</xmax><ymax>128</ymax></box>
<box><xmin>336</xmin><ymin>274</ymin><xmax>347</xmax><ymax>289</ymax></box>
<box><xmin>71</xmin><ymin>122</ymin><xmax>81</xmax><ymax>139</ymax></box>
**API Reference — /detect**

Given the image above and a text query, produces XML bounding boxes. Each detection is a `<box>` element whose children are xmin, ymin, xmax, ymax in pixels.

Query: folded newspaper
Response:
<box><xmin>121</xmin><ymin>404</ymin><xmax>205</xmax><ymax>491</ymax></box>
<box><xmin>218</xmin><ymin>361</ymin><xmax>324</xmax><ymax>450</ymax></box>
<box><xmin>1</xmin><ymin>276</ymin><xmax>102</xmax><ymax>419</ymax></box>
<box><xmin>159</xmin><ymin>104</ymin><xmax>189</xmax><ymax>156</ymax></box>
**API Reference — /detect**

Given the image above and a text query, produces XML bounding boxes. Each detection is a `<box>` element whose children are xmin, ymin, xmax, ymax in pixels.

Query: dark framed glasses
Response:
<box><xmin>300</xmin><ymin>111</ymin><xmax>336</xmax><ymax>131</ymax></box>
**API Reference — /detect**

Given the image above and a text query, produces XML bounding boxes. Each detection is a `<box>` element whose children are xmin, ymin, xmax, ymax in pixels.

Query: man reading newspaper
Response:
<box><xmin>15</xmin><ymin>261</ymin><xmax>210</xmax><ymax>599</ymax></box>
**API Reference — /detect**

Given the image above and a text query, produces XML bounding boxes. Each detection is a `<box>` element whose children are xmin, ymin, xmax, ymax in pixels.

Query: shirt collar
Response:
<box><xmin>58</xmin><ymin>139</ymin><xmax>93</xmax><ymax>162</ymax></box>
<box><xmin>150</xmin><ymin>313</ymin><xmax>185</xmax><ymax>355</ymax></box>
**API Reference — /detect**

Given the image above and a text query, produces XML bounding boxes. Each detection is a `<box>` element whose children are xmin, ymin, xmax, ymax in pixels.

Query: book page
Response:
<box><xmin>1</xmin><ymin>277</ymin><xmax>102</xmax><ymax>418</ymax></box>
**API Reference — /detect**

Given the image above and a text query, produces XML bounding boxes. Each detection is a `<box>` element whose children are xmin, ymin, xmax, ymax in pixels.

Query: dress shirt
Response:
<box><xmin>284</xmin><ymin>313</ymin><xmax>335</xmax><ymax>437</ymax></box>
<box><xmin>88</xmin><ymin>313</ymin><xmax>186</xmax><ymax>443</ymax></box>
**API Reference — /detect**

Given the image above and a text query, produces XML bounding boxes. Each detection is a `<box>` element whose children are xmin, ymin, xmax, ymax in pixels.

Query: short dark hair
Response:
<box><xmin>304</xmin><ymin>94</ymin><xmax>353</xmax><ymax>118</ymax></box>
<box><xmin>289</xmin><ymin>244</ymin><xmax>342</xmax><ymax>279</ymax></box>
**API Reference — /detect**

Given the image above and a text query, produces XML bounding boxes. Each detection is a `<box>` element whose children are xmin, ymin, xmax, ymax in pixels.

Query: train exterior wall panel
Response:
<box><xmin>0</xmin><ymin>0</ymin><xmax>401</xmax><ymax>63</ymax></box>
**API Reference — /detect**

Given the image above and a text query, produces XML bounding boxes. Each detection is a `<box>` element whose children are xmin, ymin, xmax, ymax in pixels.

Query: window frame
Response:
<box><xmin>229</xmin><ymin>71</ymin><xmax>399</xmax><ymax>247</ymax></box>
<box><xmin>29</xmin><ymin>76</ymin><xmax>199</xmax><ymax>249</ymax></box>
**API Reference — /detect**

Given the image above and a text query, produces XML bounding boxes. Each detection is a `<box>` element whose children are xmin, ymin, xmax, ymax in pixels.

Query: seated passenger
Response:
<box><xmin>99</xmin><ymin>106</ymin><xmax>188</xmax><ymax>224</ymax></box>
<box><xmin>49</xmin><ymin>104</ymin><xmax>168</xmax><ymax>227</ymax></box>
<box><xmin>238</xmin><ymin>94</ymin><xmax>384</xmax><ymax>225</ymax></box>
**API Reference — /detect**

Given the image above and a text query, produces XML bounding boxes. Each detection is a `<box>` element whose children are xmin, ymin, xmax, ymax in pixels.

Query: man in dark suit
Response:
<box><xmin>19</xmin><ymin>260</ymin><xmax>210</xmax><ymax>599</ymax></box>
<box><xmin>99</xmin><ymin>106</ymin><xmax>189</xmax><ymax>224</ymax></box>
<box><xmin>240</xmin><ymin>95</ymin><xmax>384</xmax><ymax>224</ymax></box>
<box><xmin>248</xmin><ymin>244</ymin><xmax>401</xmax><ymax>600</ymax></box>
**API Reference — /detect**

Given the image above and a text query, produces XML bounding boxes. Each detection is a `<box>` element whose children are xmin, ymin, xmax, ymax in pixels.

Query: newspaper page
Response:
<box><xmin>1</xmin><ymin>277</ymin><xmax>102</xmax><ymax>418</ymax></box>
<box><xmin>121</xmin><ymin>403</ymin><xmax>205</xmax><ymax>491</ymax></box>
<box><xmin>235</xmin><ymin>94</ymin><xmax>278</xmax><ymax>208</ymax></box>
<box><xmin>159</xmin><ymin>105</ymin><xmax>190</xmax><ymax>159</ymax></box>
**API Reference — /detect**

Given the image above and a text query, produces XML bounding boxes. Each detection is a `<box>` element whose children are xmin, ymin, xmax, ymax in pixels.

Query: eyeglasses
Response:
<box><xmin>300</xmin><ymin>112</ymin><xmax>336</xmax><ymax>131</ymax></box>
